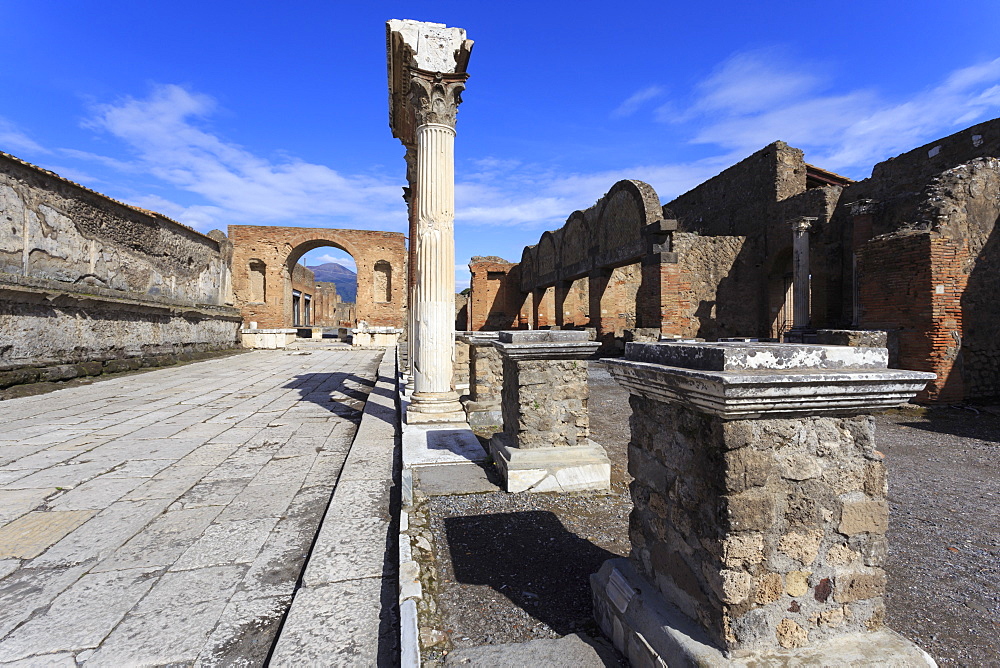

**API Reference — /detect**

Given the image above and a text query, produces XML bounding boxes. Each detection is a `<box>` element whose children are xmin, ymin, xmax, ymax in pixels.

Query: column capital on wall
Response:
<box><xmin>789</xmin><ymin>216</ymin><xmax>818</xmax><ymax>233</ymax></box>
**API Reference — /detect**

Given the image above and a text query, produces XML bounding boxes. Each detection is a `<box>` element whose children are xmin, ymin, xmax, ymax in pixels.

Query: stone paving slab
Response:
<box><xmin>0</xmin><ymin>510</ymin><xmax>96</xmax><ymax>559</ymax></box>
<box><xmin>0</xmin><ymin>347</ymin><xmax>384</xmax><ymax>665</ymax></box>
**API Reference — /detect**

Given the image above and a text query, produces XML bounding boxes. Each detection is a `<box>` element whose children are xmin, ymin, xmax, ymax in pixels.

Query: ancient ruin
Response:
<box><xmin>468</xmin><ymin>120</ymin><xmax>1000</xmax><ymax>404</ymax></box>
<box><xmin>229</xmin><ymin>224</ymin><xmax>406</xmax><ymax>330</ymax></box>
<box><xmin>1</xmin><ymin>13</ymin><xmax>997</xmax><ymax>668</ymax></box>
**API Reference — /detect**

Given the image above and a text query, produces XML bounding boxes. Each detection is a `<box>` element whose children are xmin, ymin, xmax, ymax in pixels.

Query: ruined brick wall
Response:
<box><xmin>673</xmin><ymin>233</ymin><xmax>757</xmax><ymax>338</ymax></box>
<box><xmin>229</xmin><ymin>224</ymin><xmax>405</xmax><ymax>329</ymax></box>
<box><xmin>664</xmin><ymin>144</ymin><xmax>846</xmax><ymax>338</ymax></box>
<box><xmin>857</xmin><ymin>232</ymin><xmax>968</xmax><ymax>402</ymax></box>
<box><xmin>290</xmin><ymin>263</ymin><xmax>315</xmax><ymax>326</ymax></box>
<box><xmin>0</xmin><ymin>152</ymin><xmax>240</xmax><ymax>376</ymax></box>
<box><xmin>455</xmin><ymin>292</ymin><xmax>468</xmax><ymax>331</ymax></box>
<box><xmin>312</xmin><ymin>281</ymin><xmax>339</xmax><ymax>327</ymax></box>
<box><xmin>467</xmin><ymin>257</ymin><xmax>520</xmax><ymax>330</ymax></box>
<box><xmin>847</xmin><ymin>119</ymin><xmax>1000</xmax><ymax>400</ymax></box>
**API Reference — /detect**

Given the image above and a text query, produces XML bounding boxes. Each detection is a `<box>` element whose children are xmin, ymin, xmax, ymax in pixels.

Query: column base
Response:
<box><xmin>591</xmin><ymin>558</ymin><xmax>937</xmax><ymax>668</ymax></box>
<box><xmin>488</xmin><ymin>434</ymin><xmax>611</xmax><ymax>493</ymax></box>
<box><xmin>407</xmin><ymin>391</ymin><xmax>467</xmax><ymax>424</ymax></box>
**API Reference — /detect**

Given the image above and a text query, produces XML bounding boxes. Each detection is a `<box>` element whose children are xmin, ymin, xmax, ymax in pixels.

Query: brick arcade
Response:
<box><xmin>467</xmin><ymin>118</ymin><xmax>1000</xmax><ymax>403</ymax></box>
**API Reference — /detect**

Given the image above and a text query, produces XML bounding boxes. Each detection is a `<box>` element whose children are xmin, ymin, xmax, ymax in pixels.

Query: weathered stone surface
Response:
<box><xmin>834</xmin><ymin>572</ymin><xmax>887</xmax><ymax>603</ymax></box>
<box><xmin>0</xmin><ymin>567</ymin><xmax>160</xmax><ymax>662</ymax></box>
<box><xmin>268</xmin><ymin>578</ymin><xmax>387</xmax><ymax>667</ymax></box>
<box><xmin>499</xmin><ymin>358</ymin><xmax>592</xmax><ymax>449</ymax></box>
<box><xmin>0</xmin><ymin>510</ymin><xmax>96</xmax><ymax>559</ymax></box>
<box><xmin>779</xmin><ymin>529</ymin><xmax>824</xmax><ymax>566</ymax></box>
<box><xmin>839</xmin><ymin>496</ymin><xmax>889</xmax><ymax>536</ymax></box>
<box><xmin>775</xmin><ymin>618</ymin><xmax>809</xmax><ymax>648</ymax></box>
<box><xmin>0</xmin><ymin>347</ymin><xmax>385</xmax><ymax>665</ymax></box>
<box><xmin>601</xmin><ymin>342</ymin><xmax>929</xmax><ymax>658</ymax></box>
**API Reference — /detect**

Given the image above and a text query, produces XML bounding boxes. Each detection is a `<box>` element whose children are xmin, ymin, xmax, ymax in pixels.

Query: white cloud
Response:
<box><xmin>612</xmin><ymin>85</ymin><xmax>665</xmax><ymax>118</ymax></box>
<box><xmin>0</xmin><ymin>119</ymin><xmax>48</xmax><ymax>156</ymax></box>
<box><xmin>679</xmin><ymin>51</ymin><xmax>1000</xmax><ymax>173</ymax></box>
<box><xmin>76</xmin><ymin>84</ymin><xmax>405</xmax><ymax>232</ymax></box>
<box><xmin>694</xmin><ymin>50</ymin><xmax>820</xmax><ymax>116</ymax></box>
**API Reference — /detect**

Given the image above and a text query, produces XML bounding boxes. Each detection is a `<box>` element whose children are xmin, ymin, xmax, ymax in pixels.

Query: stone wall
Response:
<box><xmin>846</xmin><ymin>119</ymin><xmax>1000</xmax><ymax>401</ymax></box>
<box><xmin>290</xmin><ymin>263</ymin><xmax>315</xmax><ymax>326</ymax></box>
<box><xmin>500</xmin><ymin>358</ymin><xmax>589</xmax><ymax>449</ymax></box>
<box><xmin>627</xmin><ymin>398</ymin><xmax>889</xmax><ymax>652</ymax></box>
<box><xmin>0</xmin><ymin>151</ymin><xmax>241</xmax><ymax>379</ymax></box>
<box><xmin>312</xmin><ymin>281</ymin><xmax>340</xmax><ymax>327</ymax></box>
<box><xmin>673</xmin><ymin>233</ymin><xmax>757</xmax><ymax>339</ymax></box>
<box><xmin>664</xmin><ymin>142</ymin><xmax>806</xmax><ymax>237</ymax></box>
<box><xmin>0</xmin><ymin>152</ymin><xmax>231</xmax><ymax>304</ymax></box>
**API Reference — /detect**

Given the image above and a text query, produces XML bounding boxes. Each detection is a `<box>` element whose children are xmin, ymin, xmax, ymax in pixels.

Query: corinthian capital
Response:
<box><xmin>409</xmin><ymin>71</ymin><xmax>468</xmax><ymax>129</ymax></box>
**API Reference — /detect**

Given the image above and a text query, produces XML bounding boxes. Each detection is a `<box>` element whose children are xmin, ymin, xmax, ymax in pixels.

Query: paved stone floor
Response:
<box><xmin>0</xmin><ymin>347</ymin><xmax>383</xmax><ymax>666</ymax></box>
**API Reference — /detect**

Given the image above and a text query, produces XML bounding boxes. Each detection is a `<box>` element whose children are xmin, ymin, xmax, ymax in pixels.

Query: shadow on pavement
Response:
<box><xmin>445</xmin><ymin>511</ymin><xmax>617</xmax><ymax>636</ymax></box>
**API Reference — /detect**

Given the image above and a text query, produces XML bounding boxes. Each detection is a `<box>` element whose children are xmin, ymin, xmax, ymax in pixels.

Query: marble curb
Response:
<box><xmin>488</xmin><ymin>436</ymin><xmax>612</xmax><ymax>493</ymax></box>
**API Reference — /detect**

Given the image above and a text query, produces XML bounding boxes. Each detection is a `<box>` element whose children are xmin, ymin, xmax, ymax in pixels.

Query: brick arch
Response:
<box><xmin>228</xmin><ymin>225</ymin><xmax>406</xmax><ymax>328</ymax></box>
<box><xmin>596</xmin><ymin>180</ymin><xmax>662</xmax><ymax>254</ymax></box>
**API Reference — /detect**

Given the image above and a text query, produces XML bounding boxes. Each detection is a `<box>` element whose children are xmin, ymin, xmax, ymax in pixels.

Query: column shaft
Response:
<box><xmin>409</xmin><ymin>123</ymin><xmax>464</xmax><ymax>420</ymax></box>
<box><xmin>792</xmin><ymin>219</ymin><xmax>813</xmax><ymax>329</ymax></box>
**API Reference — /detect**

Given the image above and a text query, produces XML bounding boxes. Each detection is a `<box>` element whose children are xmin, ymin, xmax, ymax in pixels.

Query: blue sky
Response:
<box><xmin>3</xmin><ymin>1</ymin><xmax>999</xmax><ymax>289</ymax></box>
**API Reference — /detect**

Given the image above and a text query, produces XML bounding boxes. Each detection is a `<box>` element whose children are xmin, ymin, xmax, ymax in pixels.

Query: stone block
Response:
<box><xmin>489</xmin><ymin>436</ymin><xmax>610</xmax><ymax>493</ymax></box>
<box><xmin>839</xmin><ymin>496</ymin><xmax>889</xmax><ymax>536</ymax></box>
<box><xmin>834</xmin><ymin>572</ymin><xmax>887</xmax><ymax>603</ymax></box>
<box><xmin>725</xmin><ymin>492</ymin><xmax>776</xmax><ymax>532</ymax></box>
<box><xmin>591</xmin><ymin>559</ymin><xmax>936</xmax><ymax>667</ymax></box>
<box><xmin>0</xmin><ymin>368</ymin><xmax>40</xmax><ymax>389</ymax></box>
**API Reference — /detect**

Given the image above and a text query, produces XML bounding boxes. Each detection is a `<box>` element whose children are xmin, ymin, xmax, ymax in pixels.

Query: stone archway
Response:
<box><xmin>228</xmin><ymin>224</ymin><xmax>406</xmax><ymax>329</ymax></box>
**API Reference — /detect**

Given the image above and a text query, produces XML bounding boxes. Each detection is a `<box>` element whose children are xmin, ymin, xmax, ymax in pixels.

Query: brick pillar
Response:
<box><xmin>488</xmin><ymin>330</ymin><xmax>609</xmax><ymax>493</ymax></box>
<box><xmin>593</xmin><ymin>341</ymin><xmax>935</xmax><ymax>665</ymax></box>
<box><xmin>638</xmin><ymin>218</ymin><xmax>679</xmax><ymax>332</ymax></box>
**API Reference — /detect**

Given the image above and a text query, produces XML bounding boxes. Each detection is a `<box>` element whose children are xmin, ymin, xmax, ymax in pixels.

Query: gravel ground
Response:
<box><xmin>422</xmin><ymin>364</ymin><xmax>999</xmax><ymax>666</ymax></box>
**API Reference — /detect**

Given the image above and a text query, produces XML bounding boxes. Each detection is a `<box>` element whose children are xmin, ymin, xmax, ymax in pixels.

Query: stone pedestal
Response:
<box><xmin>489</xmin><ymin>331</ymin><xmax>609</xmax><ymax>493</ymax></box>
<box><xmin>458</xmin><ymin>333</ymin><xmax>503</xmax><ymax>427</ymax></box>
<box><xmin>595</xmin><ymin>341</ymin><xmax>936</xmax><ymax>665</ymax></box>
<box><xmin>351</xmin><ymin>326</ymin><xmax>402</xmax><ymax>347</ymax></box>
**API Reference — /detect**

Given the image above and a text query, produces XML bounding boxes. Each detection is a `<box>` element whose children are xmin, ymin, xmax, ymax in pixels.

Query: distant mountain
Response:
<box><xmin>308</xmin><ymin>262</ymin><xmax>357</xmax><ymax>302</ymax></box>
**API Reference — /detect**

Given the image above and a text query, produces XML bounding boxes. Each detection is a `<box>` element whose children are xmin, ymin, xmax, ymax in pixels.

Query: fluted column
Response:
<box><xmin>407</xmin><ymin>74</ymin><xmax>467</xmax><ymax>423</ymax></box>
